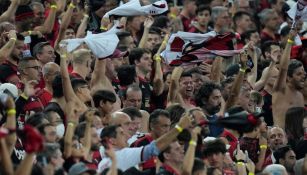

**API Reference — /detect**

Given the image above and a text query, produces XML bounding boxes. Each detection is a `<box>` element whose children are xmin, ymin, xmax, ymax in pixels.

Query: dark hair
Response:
<box><xmin>192</xmin><ymin>158</ymin><xmax>206</xmax><ymax>174</ymax></box>
<box><xmin>166</xmin><ymin>104</ymin><xmax>185</xmax><ymax>126</ymax></box>
<box><xmin>221</xmin><ymin>77</ymin><xmax>235</xmax><ymax>89</ymax></box>
<box><xmin>288</xmin><ymin>59</ymin><xmax>303</xmax><ymax>77</ymax></box>
<box><xmin>152</xmin><ymin>16</ymin><xmax>170</xmax><ymax>29</ymax></box>
<box><xmin>203</xmin><ymin>139</ymin><xmax>227</xmax><ymax>157</ymax></box>
<box><xmin>158</xmin><ymin>144</ymin><xmax>172</xmax><ymax>162</ymax></box>
<box><xmin>149</xmin><ymin>109</ymin><xmax>170</xmax><ymax>130</ymax></box>
<box><xmin>92</xmin><ymin>90</ymin><xmax>116</xmax><ymax>108</ymax></box>
<box><xmin>180</xmin><ymin>71</ymin><xmax>192</xmax><ymax>79</ymax></box>
<box><xmin>71</xmin><ymin>78</ymin><xmax>88</xmax><ymax>92</ymax></box>
<box><xmin>17</xmin><ymin>33</ymin><xmax>25</xmax><ymax>41</ymax></box>
<box><xmin>274</xmin><ymin>145</ymin><xmax>292</xmax><ymax>164</ymax></box>
<box><xmin>117</xmin><ymin>65</ymin><xmax>136</xmax><ymax>86</ymax></box>
<box><xmin>121</xmin><ymin>107</ymin><xmax>142</xmax><ymax>121</ymax></box>
<box><xmin>128</xmin><ymin>48</ymin><xmax>151</xmax><ymax>65</ymax></box>
<box><xmin>261</xmin><ymin>41</ymin><xmax>280</xmax><ymax>57</ymax></box>
<box><xmin>196</xmin><ymin>5</ymin><xmax>211</xmax><ymax>15</ymax></box>
<box><xmin>37</xmin><ymin>123</ymin><xmax>54</xmax><ymax>135</ymax></box>
<box><xmin>117</xmin><ymin>31</ymin><xmax>131</xmax><ymax>40</ymax></box>
<box><xmin>280</xmin><ymin>26</ymin><xmax>291</xmax><ymax>37</ymax></box>
<box><xmin>187</xmin><ymin>67</ymin><xmax>202</xmax><ymax>75</ymax></box>
<box><xmin>241</xmin><ymin>29</ymin><xmax>258</xmax><ymax>44</ymax></box>
<box><xmin>75</xmin><ymin>122</ymin><xmax>90</xmax><ymax>140</ymax></box>
<box><xmin>26</xmin><ymin>112</ymin><xmax>48</xmax><ymax>128</ymax></box>
<box><xmin>233</xmin><ymin>11</ymin><xmax>251</xmax><ymax>28</ymax></box>
<box><xmin>195</xmin><ymin>82</ymin><xmax>221</xmax><ymax>107</ymax></box>
<box><xmin>100</xmin><ymin>125</ymin><xmax>120</xmax><ymax>140</ymax></box>
<box><xmin>52</xmin><ymin>74</ymin><xmax>64</xmax><ymax>98</ymax></box>
<box><xmin>285</xmin><ymin>107</ymin><xmax>306</xmax><ymax>141</ymax></box>
<box><xmin>33</xmin><ymin>42</ymin><xmax>50</xmax><ymax>58</ymax></box>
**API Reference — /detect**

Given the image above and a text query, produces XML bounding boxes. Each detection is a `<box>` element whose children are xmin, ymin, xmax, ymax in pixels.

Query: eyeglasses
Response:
<box><xmin>25</xmin><ymin>66</ymin><xmax>40</xmax><ymax>71</ymax></box>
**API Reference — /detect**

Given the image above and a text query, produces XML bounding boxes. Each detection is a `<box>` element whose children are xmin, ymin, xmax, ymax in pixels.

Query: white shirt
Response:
<box><xmin>98</xmin><ymin>147</ymin><xmax>143</xmax><ymax>173</ymax></box>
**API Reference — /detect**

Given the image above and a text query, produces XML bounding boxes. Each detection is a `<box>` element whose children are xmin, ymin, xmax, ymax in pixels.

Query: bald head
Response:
<box><xmin>110</xmin><ymin>111</ymin><xmax>132</xmax><ymax>139</ymax></box>
<box><xmin>268</xmin><ymin>127</ymin><xmax>287</xmax><ymax>151</ymax></box>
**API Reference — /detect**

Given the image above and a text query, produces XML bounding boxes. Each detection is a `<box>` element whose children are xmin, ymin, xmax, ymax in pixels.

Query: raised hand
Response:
<box><xmin>8</xmin><ymin>30</ymin><xmax>16</xmax><ymax>40</ymax></box>
<box><xmin>191</xmin><ymin>127</ymin><xmax>201</xmax><ymax>141</ymax></box>
<box><xmin>23</xmin><ymin>80</ymin><xmax>39</xmax><ymax>97</ymax></box>
<box><xmin>178</xmin><ymin>113</ymin><xmax>193</xmax><ymax>129</ymax></box>
<box><xmin>144</xmin><ymin>16</ymin><xmax>154</xmax><ymax>29</ymax></box>
<box><xmin>235</xmin><ymin>141</ymin><xmax>245</xmax><ymax>161</ymax></box>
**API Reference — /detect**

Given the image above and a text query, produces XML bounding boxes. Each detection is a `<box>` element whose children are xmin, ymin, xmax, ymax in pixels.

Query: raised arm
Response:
<box><xmin>138</xmin><ymin>17</ymin><xmax>154</xmax><ymax>48</ymax></box>
<box><xmin>225</xmin><ymin>52</ymin><xmax>248</xmax><ymax>110</ymax></box>
<box><xmin>156</xmin><ymin>113</ymin><xmax>192</xmax><ymax>151</ymax></box>
<box><xmin>182</xmin><ymin>127</ymin><xmax>201</xmax><ymax>175</ymax></box>
<box><xmin>90</xmin><ymin>59</ymin><xmax>121</xmax><ymax>111</ymax></box>
<box><xmin>152</xmin><ymin>35</ymin><xmax>168</xmax><ymax>96</ymax></box>
<box><xmin>76</xmin><ymin>5</ymin><xmax>89</xmax><ymax>38</ymax></box>
<box><xmin>0</xmin><ymin>30</ymin><xmax>16</xmax><ymax>64</ymax></box>
<box><xmin>34</xmin><ymin>0</ymin><xmax>58</xmax><ymax>34</ymax></box>
<box><xmin>63</xmin><ymin>103</ymin><xmax>78</xmax><ymax>158</ymax></box>
<box><xmin>247</xmin><ymin>46</ymin><xmax>258</xmax><ymax>87</ymax></box>
<box><xmin>167</xmin><ymin>66</ymin><xmax>184</xmax><ymax>106</ymax></box>
<box><xmin>4</xmin><ymin>95</ymin><xmax>17</xmax><ymax>154</ymax></box>
<box><xmin>54</xmin><ymin>0</ymin><xmax>76</xmax><ymax>49</ymax></box>
<box><xmin>273</xmin><ymin>30</ymin><xmax>296</xmax><ymax>92</ymax></box>
<box><xmin>0</xmin><ymin>0</ymin><xmax>21</xmax><ymax>23</ymax></box>
<box><xmin>0</xmin><ymin>136</ymin><xmax>14</xmax><ymax>175</ymax></box>
<box><xmin>210</xmin><ymin>56</ymin><xmax>223</xmax><ymax>83</ymax></box>
<box><xmin>254</xmin><ymin>59</ymin><xmax>276</xmax><ymax>91</ymax></box>
<box><xmin>82</xmin><ymin>110</ymin><xmax>95</xmax><ymax>158</ymax></box>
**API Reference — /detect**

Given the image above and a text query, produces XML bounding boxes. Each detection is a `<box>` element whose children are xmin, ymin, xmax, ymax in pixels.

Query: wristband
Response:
<box><xmin>154</xmin><ymin>56</ymin><xmax>161</xmax><ymax>62</ymax></box>
<box><xmin>28</xmin><ymin>31</ymin><xmax>32</xmax><ymax>35</ymax></box>
<box><xmin>248</xmin><ymin>173</ymin><xmax>255</xmax><ymax>175</ymax></box>
<box><xmin>239</xmin><ymin>68</ymin><xmax>246</xmax><ymax>73</ymax></box>
<box><xmin>69</xmin><ymin>3</ymin><xmax>76</xmax><ymax>9</ymax></box>
<box><xmin>175</xmin><ymin>124</ymin><xmax>183</xmax><ymax>133</ymax></box>
<box><xmin>162</xmin><ymin>40</ymin><xmax>167</xmax><ymax>45</ymax></box>
<box><xmin>260</xmin><ymin>145</ymin><xmax>268</xmax><ymax>149</ymax></box>
<box><xmin>170</xmin><ymin>13</ymin><xmax>176</xmax><ymax>19</ymax></box>
<box><xmin>287</xmin><ymin>39</ymin><xmax>294</xmax><ymax>44</ymax></box>
<box><xmin>20</xmin><ymin>93</ymin><xmax>29</xmax><ymax>100</ymax></box>
<box><xmin>51</xmin><ymin>5</ymin><xmax>57</xmax><ymax>9</ymax></box>
<box><xmin>61</xmin><ymin>54</ymin><xmax>67</xmax><ymax>59</ymax></box>
<box><xmin>7</xmin><ymin>109</ymin><xmax>16</xmax><ymax>116</ymax></box>
<box><xmin>236</xmin><ymin>162</ymin><xmax>245</xmax><ymax>166</ymax></box>
<box><xmin>10</xmin><ymin>38</ymin><xmax>16</xmax><ymax>41</ymax></box>
<box><xmin>100</xmin><ymin>26</ymin><xmax>108</xmax><ymax>30</ymax></box>
<box><xmin>68</xmin><ymin>122</ymin><xmax>75</xmax><ymax>127</ymax></box>
<box><xmin>83</xmin><ymin>14</ymin><xmax>89</xmax><ymax>18</ymax></box>
<box><xmin>189</xmin><ymin>140</ymin><xmax>197</xmax><ymax>146</ymax></box>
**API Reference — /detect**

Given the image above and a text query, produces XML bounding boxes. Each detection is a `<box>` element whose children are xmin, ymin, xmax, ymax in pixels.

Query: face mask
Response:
<box><xmin>56</xmin><ymin>124</ymin><xmax>65</xmax><ymax>138</ymax></box>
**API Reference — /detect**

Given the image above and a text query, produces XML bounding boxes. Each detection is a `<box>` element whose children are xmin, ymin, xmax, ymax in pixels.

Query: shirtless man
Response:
<box><xmin>272</xmin><ymin>31</ymin><xmax>305</xmax><ymax>129</ymax></box>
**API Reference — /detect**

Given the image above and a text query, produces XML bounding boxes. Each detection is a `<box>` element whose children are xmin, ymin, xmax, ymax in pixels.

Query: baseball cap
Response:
<box><xmin>68</xmin><ymin>162</ymin><xmax>96</xmax><ymax>175</ymax></box>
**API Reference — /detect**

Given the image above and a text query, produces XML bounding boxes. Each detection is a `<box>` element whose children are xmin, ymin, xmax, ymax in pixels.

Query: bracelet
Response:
<box><xmin>239</xmin><ymin>68</ymin><xmax>246</xmax><ymax>73</ymax></box>
<box><xmin>50</xmin><ymin>5</ymin><xmax>58</xmax><ymax>9</ymax></box>
<box><xmin>248</xmin><ymin>173</ymin><xmax>255</xmax><ymax>175</ymax></box>
<box><xmin>237</xmin><ymin>162</ymin><xmax>245</xmax><ymax>166</ymax></box>
<box><xmin>7</xmin><ymin>109</ymin><xmax>16</xmax><ymax>116</ymax></box>
<box><xmin>69</xmin><ymin>3</ymin><xmax>76</xmax><ymax>9</ymax></box>
<box><xmin>154</xmin><ymin>56</ymin><xmax>162</xmax><ymax>62</ymax></box>
<box><xmin>10</xmin><ymin>38</ymin><xmax>16</xmax><ymax>41</ymax></box>
<box><xmin>61</xmin><ymin>54</ymin><xmax>67</xmax><ymax>59</ymax></box>
<box><xmin>287</xmin><ymin>39</ymin><xmax>294</xmax><ymax>44</ymax></box>
<box><xmin>175</xmin><ymin>124</ymin><xmax>183</xmax><ymax>133</ymax></box>
<box><xmin>68</xmin><ymin>122</ymin><xmax>75</xmax><ymax>127</ymax></box>
<box><xmin>100</xmin><ymin>26</ymin><xmax>108</xmax><ymax>30</ymax></box>
<box><xmin>170</xmin><ymin>13</ymin><xmax>176</xmax><ymax>19</ymax></box>
<box><xmin>260</xmin><ymin>145</ymin><xmax>268</xmax><ymax>149</ymax></box>
<box><xmin>189</xmin><ymin>140</ymin><xmax>197</xmax><ymax>146</ymax></box>
<box><xmin>20</xmin><ymin>93</ymin><xmax>28</xmax><ymax>100</ymax></box>
<box><xmin>28</xmin><ymin>31</ymin><xmax>32</xmax><ymax>35</ymax></box>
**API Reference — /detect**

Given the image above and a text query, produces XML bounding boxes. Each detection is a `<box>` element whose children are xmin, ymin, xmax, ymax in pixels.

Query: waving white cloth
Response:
<box><xmin>287</xmin><ymin>0</ymin><xmax>307</xmax><ymax>23</ymax></box>
<box><xmin>63</xmin><ymin>27</ymin><xmax>120</xmax><ymax>58</ymax></box>
<box><xmin>103</xmin><ymin>0</ymin><xmax>168</xmax><ymax>18</ymax></box>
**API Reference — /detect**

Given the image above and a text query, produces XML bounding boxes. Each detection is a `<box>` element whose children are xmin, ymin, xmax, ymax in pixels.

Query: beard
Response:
<box><xmin>206</xmin><ymin>105</ymin><xmax>221</xmax><ymax>115</ymax></box>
